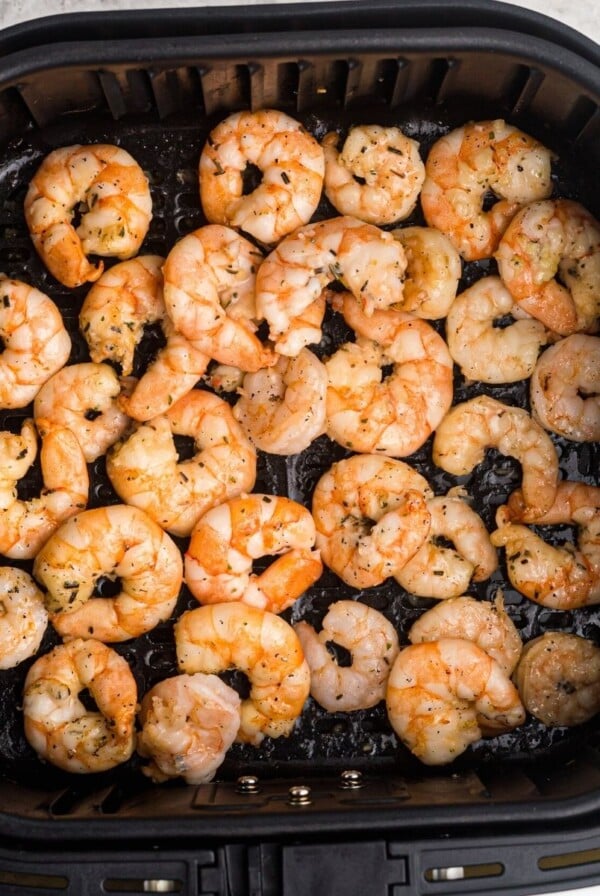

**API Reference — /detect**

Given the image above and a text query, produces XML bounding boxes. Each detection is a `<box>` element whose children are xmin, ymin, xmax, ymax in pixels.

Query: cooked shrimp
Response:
<box><xmin>24</xmin><ymin>144</ymin><xmax>152</xmax><ymax>288</ymax></box>
<box><xmin>312</xmin><ymin>454</ymin><xmax>432</xmax><ymax>589</ymax></box>
<box><xmin>432</xmin><ymin>395</ymin><xmax>559</xmax><ymax>521</ymax></box>
<box><xmin>496</xmin><ymin>199</ymin><xmax>600</xmax><ymax>335</ymax></box>
<box><xmin>491</xmin><ymin>482</ymin><xmax>600</xmax><ymax>609</ymax></box>
<box><xmin>0</xmin><ymin>277</ymin><xmax>71</xmax><ymax>409</ymax></box>
<box><xmin>294</xmin><ymin>600</ymin><xmax>399</xmax><ymax>712</ymax></box>
<box><xmin>163</xmin><ymin>225</ymin><xmax>274</xmax><ymax>372</ymax></box>
<box><xmin>326</xmin><ymin>293</ymin><xmax>453</xmax><ymax>455</ymax></box>
<box><xmin>322</xmin><ymin>125</ymin><xmax>425</xmax><ymax>225</ymax></box>
<box><xmin>185</xmin><ymin>494</ymin><xmax>322</xmax><ymax>613</ymax></box>
<box><xmin>408</xmin><ymin>593</ymin><xmax>522</xmax><ymax>676</ymax></box>
<box><xmin>174</xmin><ymin>603</ymin><xmax>310</xmax><ymax>745</ymax></box>
<box><xmin>34</xmin><ymin>362</ymin><xmax>132</xmax><ymax>463</ymax></box>
<box><xmin>421</xmin><ymin>119</ymin><xmax>552</xmax><ymax>261</ymax></box>
<box><xmin>514</xmin><ymin>632</ymin><xmax>600</xmax><ymax>727</ymax></box>
<box><xmin>0</xmin><ymin>568</ymin><xmax>48</xmax><ymax>669</ymax></box>
<box><xmin>0</xmin><ymin>420</ymin><xmax>88</xmax><ymax>560</ymax></box>
<box><xmin>33</xmin><ymin>505</ymin><xmax>183</xmax><ymax>642</ymax></box>
<box><xmin>255</xmin><ymin>216</ymin><xmax>407</xmax><ymax>355</ymax></box>
<box><xmin>530</xmin><ymin>335</ymin><xmax>600</xmax><ymax>442</ymax></box>
<box><xmin>446</xmin><ymin>276</ymin><xmax>549</xmax><ymax>383</ymax></box>
<box><xmin>107</xmin><ymin>389</ymin><xmax>256</xmax><ymax>537</ymax></box>
<box><xmin>199</xmin><ymin>109</ymin><xmax>324</xmax><ymax>245</ymax></box>
<box><xmin>233</xmin><ymin>347</ymin><xmax>327</xmax><ymax>455</ymax></box>
<box><xmin>391</xmin><ymin>226</ymin><xmax>462</xmax><ymax>319</ymax></box>
<box><xmin>23</xmin><ymin>638</ymin><xmax>136</xmax><ymax>773</ymax></box>
<box><xmin>137</xmin><ymin>673</ymin><xmax>241</xmax><ymax>784</ymax></box>
<box><xmin>386</xmin><ymin>638</ymin><xmax>525</xmax><ymax>765</ymax></box>
<box><xmin>395</xmin><ymin>491</ymin><xmax>498</xmax><ymax>599</ymax></box>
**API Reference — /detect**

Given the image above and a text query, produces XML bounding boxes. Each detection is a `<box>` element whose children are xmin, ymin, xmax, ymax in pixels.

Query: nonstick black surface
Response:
<box><xmin>0</xmin><ymin>97</ymin><xmax>598</xmax><ymax>790</ymax></box>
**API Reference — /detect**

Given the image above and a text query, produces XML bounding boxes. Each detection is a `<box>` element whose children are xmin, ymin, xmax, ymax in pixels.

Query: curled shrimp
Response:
<box><xmin>514</xmin><ymin>632</ymin><xmax>600</xmax><ymax>727</ymax></box>
<box><xmin>255</xmin><ymin>216</ymin><xmax>407</xmax><ymax>355</ymax></box>
<box><xmin>0</xmin><ymin>568</ymin><xmax>48</xmax><ymax>669</ymax></box>
<box><xmin>138</xmin><ymin>673</ymin><xmax>241</xmax><ymax>784</ymax></box>
<box><xmin>312</xmin><ymin>454</ymin><xmax>432</xmax><ymax>589</ymax></box>
<box><xmin>80</xmin><ymin>255</ymin><xmax>210</xmax><ymax>421</ymax></box>
<box><xmin>23</xmin><ymin>638</ymin><xmax>137</xmax><ymax>773</ymax></box>
<box><xmin>24</xmin><ymin>144</ymin><xmax>152</xmax><ymax>288</ymax></box>
<box><xmin>34</xmin><ymin>362</ymin><xmax>133</xmax><ymax>463</ymax></box>
<box><xmin>33</xmin><ymin>504</ymin><xmax>183</xmax><ymax>642</ymax></box>
<box><xmin>294</xmin><ymin>600</ymin><xmax>399</xmax><ymax>712</ymax></box>
<box><xmin>395</xmin><ymin>490</ymin><xmax>498</xmax><ymax>600</ymax></box>
<box><xmin>408</xmin><ymin>593</ymin><xmax>522</xmax><ymax>676</ymax></box>
<box><xmin>326</xmin><ymin>293</ymin><xmax>453</xmax><ymax>456</ymax></box>
<box><xmin>107</xmin><ymin>389</ymin><xmax>257</xmax><ymax>537</ymax></box>
<box><xmin>175</xmin><ymin>603</ymin><xmax>310</xmax><ymax>745</ymax></box>
<box><xmin>163</xmin><ymin>225</ymin><xmax>274</xmax><ymax>372</ymax></box>
<box><xmin>421</xmin><ymin>119</ymin><xmax>552</xmax><ymax>261</ymax></box>
<box><xmin>322</xmin><ymin>125</ymin><xmax>425</xmax><ymax>225</ymax></box>
<box><xmin>0</xmin><ymin>277</ymin><xmax>71</xmax><ymax>409</ymax></box>
<box><xmin>0</xmin><ymin>420</ymin><xmax>88</xmax><ymax>560</ymax></box>
<box><xmin>446</xmin><ymin>276</ymin><xmax>549</xmax><ymax>383</ymax></box>
<box><xmin>233</xmin><ymin>347</ymin><xmax>327</xmax><ymax>455</ymax></box>
<box><xmin>185</xmin><ymin>494</ymin><xmax>322</xmax><ymax>614</ymax></box>
<box><xmin>495</xmin><ymin>199</ymin><xmax>600</xmax><ymax>334</ymax></box>
<box><xmin>386</xmin><ymin>638</ymin><xmax>525</xmax><ymax>765</ymax></box>
<box><xmin>491</xmin><ymin>482</ymin><xmax>600</xmax><ymax>609</ymax></box>
<box><xmin>432</xmin><ymin>395</ymin><xmax>559</xmax><ymax>521</ymax></box>
<box><xmin>199</xmin><ymin>109</ymin><xmax>324</xmax><ymax>245</ymax></box>
<box><xmin>391</xmin><ymin>226</ymin><xmax>462</xmax><ymax>319</ymax></box>
<box><xmin>530</xmin><ymin>335</ymin><xmax>600</xmax><ymax>442</ymax></box>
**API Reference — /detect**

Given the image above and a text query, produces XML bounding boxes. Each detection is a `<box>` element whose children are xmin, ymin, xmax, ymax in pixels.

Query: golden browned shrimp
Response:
<box><xmin>184</xmin><ymin>494</ymin><xmax>322</xmax><ymax>613</ymax></box>
<box><xmin>0</xmin><ymin>420</ymin><xmax>88</xmax><ymax>560</ymax></box>
<box><xmin>163</xmin><ymin>225</ymin><xmax>274</xmax><ymax>372</ymax></box>
<box><xmin>395</xmin><ymin>491</ymin><xmax>498</xmax><ymax>599</ymax></box>
<box><xmin>312</xmin><ymin>454</ymin><xmax>432</xmax><ymax>589</ymax></box>
<box><xmin>255</xmin><ymin>216</ymin><xmax>407</xmax><ymax>355</ymax></box>
<box><xmin>0</xmin><ymin>567</ymin><xmax>48</xmax><ymax>669</ymax></box>
<box><xmin>432</xmin><ymin>395</ymin><xmax>559</xmax><ymax>521</ymax></box>
<box><xmin>24</xmin><ymin>144</ymin><xmax>152</xmax><ymax>288</ymax></box>
<box><xmin>421</xmin><ymin>119</ymin><xmax>552</xmax><ymax>261</ymax></box>
<box><xmin>514</xmin><ymin>632</ymin><xmax>600</xmax><ymax>727</ymax></box>
<box><xmin>530</xmin><ymin>335</ymin><xmax>600</xmax><ymax>442</ymax></box>
<box><xmin>322</xmin><ymin>125</ymin><xmax>425</xmax><ymax>225</ymax></box>
<box><xmin>199</xmin><ymin>109</ymin><xmax>324</xmax><ymax>245</ymax></box>
<box><xmin>107</xmin><ymin>389</ymin><xmax>256</xmax><ymax>537</ymax></box>
<box><xmin>391</xmin><ymin>226</ymin><xmax>462</xmax><ymax>319</ymax></box>
<box><xmin>137</xmin><ymin>673</ymin><xmax>241</xmax><ymax>784</ymax></box>
<box><xmin>495</xmin><ymin>199</ymin><xmax>600</xmax><ymax>334</ymax></box>
<box><xmin>491</xmin><ymin>482</ymin><xmax>600</xmax><ymax>609</ymax></box>
<box><xmin>326</xmin><ymin>293</ymin><xmax>453</xmax><ymax>456</ymax></box>
<box><xmin>34</xmin><ymin>505</ymin><xmax>183</xmax><ymax>642</ymax></box>
<box><xmin>0</xmin><ymin>277</ymin><xmax>71</xmax><ymax>410</ymax></box>
<box><xmin>175</xmin><ymin>603</ymin><xmax>310</xmax><ymax>745</ymax></box>
<box><xmin>386</xmin><ymin>639</ymin><xmax>525</xmax><ymax>765</ymax></box>
<box><xmin>408</xmin><ymin>593</ymin><xmax>522</xmax><ymax>676</ymax></box>
<box><xmin>294</xmin><ymin>600</ymin><xmax>399</xmax><ymax>712</ymax></box>
<box><xmin>34</xmin><ymin>362</ymin><xmax>133</xmax><ymax>463</ymax></box>
<box><xmin>23</xmin><ymin>638</ymin><xmax>137</xmax><ymax>773</ymax></box>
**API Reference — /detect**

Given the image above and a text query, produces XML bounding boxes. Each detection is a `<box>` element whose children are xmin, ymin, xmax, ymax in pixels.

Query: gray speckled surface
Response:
<box><xmin>0</xmin><ymin>0</ymin><xmax>597</xmax><ymax>43</ymax></box>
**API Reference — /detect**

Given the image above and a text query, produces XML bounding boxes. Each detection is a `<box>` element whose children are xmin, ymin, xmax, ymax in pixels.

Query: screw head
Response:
<box><xmin>288</xmin><ymin>784</ymin><xmax>312</xmax><ymax>806</ymax></box>
<box><xmin>236</xmin><ymin>775</ymin><xmax>260</xmax><ymax>794</ymax></box>
<box><xmin>339</xmin><ymin>769</ymin><xmax>364</xmax><ymax>789</ymax></box>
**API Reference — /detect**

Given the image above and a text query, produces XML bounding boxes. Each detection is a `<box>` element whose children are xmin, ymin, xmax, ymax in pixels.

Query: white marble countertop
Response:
<box><xmin>0</xmin><ymin>0</ymin><xmax>597</xmax><ymax>46</ymax></box>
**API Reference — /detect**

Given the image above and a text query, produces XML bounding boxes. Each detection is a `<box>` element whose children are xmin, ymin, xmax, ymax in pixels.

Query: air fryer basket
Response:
<box><xmin>0</xmin><ymin>1</ymin><xmax>600</xmax><ymax>893</ymax></box>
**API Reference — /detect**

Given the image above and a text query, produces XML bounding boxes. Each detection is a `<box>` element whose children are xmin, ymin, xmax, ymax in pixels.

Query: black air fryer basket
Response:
<box><xmin>0</xmin><ymin>2</ymin><xmax>600</xmax><ymax>894</ymax></box>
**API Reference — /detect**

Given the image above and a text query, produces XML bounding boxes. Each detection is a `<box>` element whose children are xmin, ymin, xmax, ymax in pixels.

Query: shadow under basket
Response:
<box><xmin>0</xmin><ymin>2</ymin><xmax>599</xmax><ymax>893</ymax></box>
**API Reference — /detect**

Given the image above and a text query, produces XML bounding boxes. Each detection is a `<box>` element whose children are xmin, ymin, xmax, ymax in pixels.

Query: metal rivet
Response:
<box><xmin>288</xmin><ymin>784</ymin><xmax>312</xmax><ymax>806</ymax></box>
<box><xmin>236</xmin><ymin>775</ymin><xmax>260</xmax><ymax>794</ymax></box>
<box><xmin>339</xmin><ymin>769</ymin><xmax>364</xmax><ymax>790</ymax></box>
